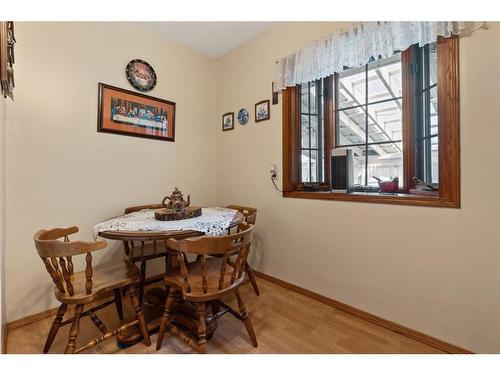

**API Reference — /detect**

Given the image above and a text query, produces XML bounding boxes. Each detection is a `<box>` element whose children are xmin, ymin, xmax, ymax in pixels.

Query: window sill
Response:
<box><xmin>283</xmin><ymin>190</ymin><xmax>459</xmax><ymax>208</ymax></box>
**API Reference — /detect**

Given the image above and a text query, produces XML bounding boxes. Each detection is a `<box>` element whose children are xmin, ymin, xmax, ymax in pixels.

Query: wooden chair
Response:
<box><xmin>156</xmin><ymin>224</ymin><xmax>258</xmax><ymax>353</ymax></box>
<box><xmin>34</xmin><ymin>226</ymin><xmax>151</xmax><ymax>354</ymax></box>
<box><xmin>122</xmin><ymin>204</ymin><xmax>171</xmax><ymax>302</ymax></box>
<box><xmin>226</xmin><ymin>205</ymin><xmax>259</xmax><ymax>296</ymax></box>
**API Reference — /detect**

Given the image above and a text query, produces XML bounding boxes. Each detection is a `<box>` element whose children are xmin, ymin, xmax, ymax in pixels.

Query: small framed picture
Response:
<box><xmin>255</xmin><ymin>100</ymin><xmax>270</xmax><ymax>122</ymax></box>
<box><xmin>222</xmin><ymin>112</ymin><xmax>234</xmax><ymax>131</ymax></box>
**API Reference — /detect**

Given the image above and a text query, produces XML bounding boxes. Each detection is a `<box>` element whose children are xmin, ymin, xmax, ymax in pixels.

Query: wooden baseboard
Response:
<box><xmin>6</xmin><ymin>305</ymin><xmax>64</xmax><ymax>331</ymax></box>
<box><xmin>253</xmin><ymin>270</ymin><xmax>472</xmax><ymax>354</ymax></box>
<box><xmin>5</xmin><ymin>279</ymin><xmax>164</xmax><ymax>332</ymax></box>
<box><xmin>2</xmin><ymin>322</ymin><xmax>7</xmax><ymax>354</ymax></box>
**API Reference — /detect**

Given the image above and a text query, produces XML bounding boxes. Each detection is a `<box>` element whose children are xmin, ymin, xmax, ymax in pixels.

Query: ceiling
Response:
<box><xmin>138</xmin><ymin>22</ymin><xmax>277</xmax><ymax>58</ymax></box>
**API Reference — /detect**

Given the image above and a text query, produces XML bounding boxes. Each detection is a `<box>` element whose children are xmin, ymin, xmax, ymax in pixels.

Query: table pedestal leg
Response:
<box><xmin>117</xmin><ymin>287</ymin><xmax>217</xmax><ymax>347</ymax></box>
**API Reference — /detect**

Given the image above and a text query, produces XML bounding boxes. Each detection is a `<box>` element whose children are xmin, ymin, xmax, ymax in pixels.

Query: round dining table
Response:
<box><xmin>97</xmin><ymin>209</ymin><xmax>244</xmax><ymax>347</ymax></box>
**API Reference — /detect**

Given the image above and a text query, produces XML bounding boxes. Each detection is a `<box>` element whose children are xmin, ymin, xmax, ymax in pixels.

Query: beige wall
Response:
<box><xmin>215</xmin><ymin>22</ymin><xmax>500</xmax><ymax>353</ymax></box>
<box><xmin>5</xmin><ymin>22</ymin><xmax>217</xmax><ymax>321</ymax></box>
<box><xmin>1</xmin><ymin>97</ymin><xmax>6</xmax><ymax>352</ymax></box>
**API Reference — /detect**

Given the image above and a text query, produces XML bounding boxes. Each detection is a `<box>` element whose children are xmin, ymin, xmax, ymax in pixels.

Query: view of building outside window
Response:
<box><xmin>335</xmin><ymin>53</ymin><xmax>403</xmax><ymax>188</ymax></box>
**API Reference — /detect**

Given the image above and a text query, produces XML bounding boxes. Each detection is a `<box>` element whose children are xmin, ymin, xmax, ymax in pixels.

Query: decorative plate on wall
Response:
<box><xmin>126</xmin><ymin>59</ymin><xmax>157</xmax><ymax>92</ymax></box>
<box><xmin>237</xmin><ymin>108</ymin><xmax>249</xmax><ymax>125</ymax></box>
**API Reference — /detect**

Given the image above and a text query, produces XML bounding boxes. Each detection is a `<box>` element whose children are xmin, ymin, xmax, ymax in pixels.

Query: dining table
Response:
<box><xmin>94</xmin><ymin>206</ymin><xmax>244</xmax><ymax>347</ymax></box>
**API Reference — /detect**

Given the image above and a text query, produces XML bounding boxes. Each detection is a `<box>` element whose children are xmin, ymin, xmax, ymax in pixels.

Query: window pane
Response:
<box><xmin>429</xmin><ymin>42</ymin><xmax>437</xmax><ymax>86</ymax></box>
<box><xmin>301</xmin><ymin>115</ymin><xmax>310</xmax><ymax>148</ymax></box>
<box><xmin>310</xmin><ymin>150</ymin><xmax>318</xmax><ymax>182</ymax></box>
<box><xmin>338</xmin><ymin>65</ymin><xmax>366</xmax><ymax>109</ymax></box>
<box><xmin>301</xmin><ymin>150</ymin><xmax>310</xmax><ymax>182</ymax></box>
<box><xmin>310</xmin><ymin>115</ymin><xmax>318</xmax><ymax>148</ymax></box>
<box><xmin>301</xmin><ymin>86</ymin><xmax>309</xmax><ymax>112</ymax></box>
<box><xmin>337</xmin><ymin>108</ymin><xmax>366</xmax><ymax>146</ymax></box>
<box><xmin>430</xmin><ymin>86</ymin><xmax>438</xmax><ymax>135</ymax></box>
<box><xmin>367</xmin><ymin>100</ymin><xmax>402</xmax><ymax>143</ymax></box>
<box><xmin>349</xmin><ymin>145</ymin><xmax>366</xmax><ymax>186</ymax></box>
<box><xmin>414</xmin><ymin>43</ymin><xmax>439</xmax><ymax>184</ymax></box>
<box><xmin>367</xmin><ymin>53</ymin><xmax>402</xmax><ymax>104</ymax></box>
<box><xmin>367</xmin><ymin>142</ymin><xmax>403</xmax><ymax>188</ymax></box>
<box><xmin>310</xmin><ymin>82</ymin><xmax>318</xmax><ymax>114</ymax></box>
<box><xmin>299</xmin><ymin>78</ymin><xmax>325</xmax><ymax>184</ymax></box>
<box><xmin>431</xmin><ymin>136</ymin><xmax>439</xmax><ymax>183</ymax></box>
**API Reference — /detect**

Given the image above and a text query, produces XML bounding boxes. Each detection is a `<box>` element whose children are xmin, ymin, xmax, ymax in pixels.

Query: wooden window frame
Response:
<box><xmin>282</xmin><ymin>36</ymin><xmax>460</xmax><ymax>208</ymax></box>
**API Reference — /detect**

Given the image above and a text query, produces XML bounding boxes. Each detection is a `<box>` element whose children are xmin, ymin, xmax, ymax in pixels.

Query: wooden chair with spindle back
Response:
<box><xmin>34</xmin><ymin>226</ymin><xmax>151</xmax><ymax>354</ymax></box>
<box><xmin>122</xmin><ymin>204</ymin><xmax>171</xmax><ymax>302</ymax></box>
<box><xmin>225</xmin><ymin>205</ymin><xmax>259</xmax><ymax>296</ymax></box>
<box><xmin>156</xmin><ymin>223</ymin><xmax>258</xmax><ymax>353</ymax></box>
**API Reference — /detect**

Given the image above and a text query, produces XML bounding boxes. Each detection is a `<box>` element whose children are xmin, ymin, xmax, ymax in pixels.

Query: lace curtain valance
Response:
<box><xmin>274</xmin><ymin>21</ymin><xmax>485</xmax><ymax>91</ymax></box>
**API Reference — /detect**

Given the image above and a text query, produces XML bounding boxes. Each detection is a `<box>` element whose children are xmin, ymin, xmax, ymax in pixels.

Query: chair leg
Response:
<box><xmin>197</xmin><ymin>302</ymin><xmax>207</xmax><ymax>354</ymax></box>
<box><xmin>234</xmin><ymin>290</ymin><xmax>257</xmax><ymax>347</ymax></box>
<box><xmin>156</xmin><ymin>285</ymin><xmax>175</xmax><ymax>350</ymax></box>
<box><xmin>43</xmin><ymin>303</ymin><xmax>67</xmax><ymax>353</ymax></box>
<box><xmin>64</xmin><ymin>304</ymin><xmax>84</xmax><ymax>354</ymax></box>
<box><xmin>113</xmin><ymin>288</ymin><xmax>124</xmax><ymax>320</ymax></box>
<box><xmin>128</xmin><ymin>284</ymin><xmax>151</xmax><ymax>347</ymax></box>
<box><xmin>245</xmin><ymin>262</ymin><xmax>260</xmax><ymax>296</ymax></box>
<box><xmin>139</xmin><ymin>260</ymin><xmax>147</xmax><ymax>303</ymax></box>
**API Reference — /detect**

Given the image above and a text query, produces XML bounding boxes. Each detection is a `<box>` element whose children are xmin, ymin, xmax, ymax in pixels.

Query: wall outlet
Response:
<box><xmin>269</xmin><ymin>164</ymin><xmax>277</xmax><ymax>179</ymax></box>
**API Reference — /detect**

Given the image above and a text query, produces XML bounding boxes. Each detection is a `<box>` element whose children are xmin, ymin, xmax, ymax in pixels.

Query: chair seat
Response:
<box><xmin>165</xmin><ymin>257</ymin><xmax>244</xmax><ymax>302</ymax></box>
<box><xmin>128</xmin><ymin>241</ymin><xmax>170</xmax><ymax>262</ymax></box>
<box><xmin>55</xmin><ymin>260</ymin><xmax>139</xmax><ymax>304</ymax></box>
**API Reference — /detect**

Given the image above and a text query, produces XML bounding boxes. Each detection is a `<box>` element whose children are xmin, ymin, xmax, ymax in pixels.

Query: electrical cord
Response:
<box><xmin>270</xmin><ymin>175</ymin><xmax>295</xmax><ymax>193</ymax></box>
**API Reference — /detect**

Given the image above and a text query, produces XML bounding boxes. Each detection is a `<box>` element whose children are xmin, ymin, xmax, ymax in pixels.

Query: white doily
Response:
<box><xmin>93</xmin><ymin>207</ymin><xmax>237</xmax><ymax>239</ymax></box>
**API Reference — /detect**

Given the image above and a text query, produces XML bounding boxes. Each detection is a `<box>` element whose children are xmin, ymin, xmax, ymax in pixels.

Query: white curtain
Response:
<box><xmin>274</xmin><ymin>21</ymin><xmax>485</xmax><ymax>91</ymax></box>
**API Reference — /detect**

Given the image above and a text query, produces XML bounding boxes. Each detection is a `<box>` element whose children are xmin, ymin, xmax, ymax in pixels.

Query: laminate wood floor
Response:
<box><xmin>6</xmin><ymin>277</ymin><xmax>442</xmax><ymax>354</ymax></box>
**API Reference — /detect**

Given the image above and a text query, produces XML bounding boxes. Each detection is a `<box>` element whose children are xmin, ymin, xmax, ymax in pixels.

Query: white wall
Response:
<box><xmin>5</xmin><ymin>22</ymin><xmax>217</xmax><ymax>322</ymax></box>
<box><xmin>215</xmin><ymin>22</ymin><xmax>500</xmax><ymax>353</ymax></box>
<box><xmin>0</xmin><ymin>96</ymin><xmax>6</xmax><ymax>353</ymax></box>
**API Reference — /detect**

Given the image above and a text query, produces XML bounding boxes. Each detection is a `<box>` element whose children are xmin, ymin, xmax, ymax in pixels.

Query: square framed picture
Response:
<box><xmin>255</xmin><ymin>100</ymin><xmax>270</xmax><ymax>122</ymax></box>
<box><xmin>97</xmin><ymin>83</ymin><xmax>175</xmax><ymax>142</ymax></box>
<box><xmin>222</xmin><ymin>112</ymin><xmax>234</xmax><ymax>131</ymax></box>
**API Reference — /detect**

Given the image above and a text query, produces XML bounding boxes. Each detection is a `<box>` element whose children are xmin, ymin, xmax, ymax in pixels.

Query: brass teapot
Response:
<box><xmin>161</xmin><ymin>186</ymin><xmax>191</xmax><ymax>212</ymax></box>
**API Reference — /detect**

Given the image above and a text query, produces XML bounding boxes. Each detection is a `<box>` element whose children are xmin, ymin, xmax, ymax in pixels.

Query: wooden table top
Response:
<box><xmin>98</xmin><ymin>210</ymin><xmax>243</xmax><ymax>241</ymax></box>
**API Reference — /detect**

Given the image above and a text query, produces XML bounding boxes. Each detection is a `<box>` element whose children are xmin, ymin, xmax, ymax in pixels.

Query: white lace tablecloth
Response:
<box><xmin>93</xmin><ymin>207</ymin><xmax>237</xmax><ymax>239</ymax></box>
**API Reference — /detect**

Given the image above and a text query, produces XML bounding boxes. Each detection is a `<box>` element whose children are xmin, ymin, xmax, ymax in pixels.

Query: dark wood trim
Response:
<box><xmin>402</xmin><ymin>47</ymin><xmax>415</xmax><ymax>192</ymax></box>
<box><xmin>7</xmin><ymin>305</ymin><xmax>67</xmax><ymax>331</ymax></box>
<box><xmin>253</xmin><ymin>270</ymin><xmax>472</xmax><ymax>354</ymax></box>
<box><xmin>2</xmin><ymin>322</ymin><xmax>7</xmax><ymax>354</ymax></box>
<box><xmin>437</xmin><ymin>36</ymin><xmax>460</xmax><ymax>207</ymax></box>
<box><xmin>323</xmin><ymin>76</ymin><xmax>334</xmax><ymax>188</ymax></box>
<box><xmin>5</xmin><ymin>276</ymin><xmax>165</xmax><ymax>332</ymax></box>
<box><xmin>284</xmin><ymin>190</ymin><xmax>459</xmax><ymax>208</ymax></box>
<box><xmin>282</xmin><ymin>87</ymin><xmax>297</xmax><ymax>192</ymax></box>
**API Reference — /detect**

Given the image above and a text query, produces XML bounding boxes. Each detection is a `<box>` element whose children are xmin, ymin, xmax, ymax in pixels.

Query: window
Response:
<box><xmin>334</xmin><ymin>53</ymin><xmax>403</xmax><ymax>190</ymax></box>
<box><xmin>282</xmin><ymin>36</ymin><xmax>460</xmax><ymax>207</ymax></box>
<box><xmin>414</xmin><ymin>43</ymin><xmax>439</xmax><ymax>185</ymax></box>
<box><xmin>300</xmin><ymin>79</ymin><xmax>325</xmax><ymax>183</ymax></box>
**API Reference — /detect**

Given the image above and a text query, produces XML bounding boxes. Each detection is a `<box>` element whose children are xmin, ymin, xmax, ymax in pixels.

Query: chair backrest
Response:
<box><xmin>167</xmin><ymin>224</ymin><xmax>254</xmax><ymax>297</ymax></box>
<box><xmin>226</xmin><ymin>205</ymin><xmax>257</xmax><ymax>225</ymax></box>
<box><xmin>34</xmin><ymin>226</ymin><xmax>107</xmax><ymax>296</ymax></box>
<box><xmin>123</xmin><ymin>204</ymin><xmax>165</xmax><ymax>256</ymax></box>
